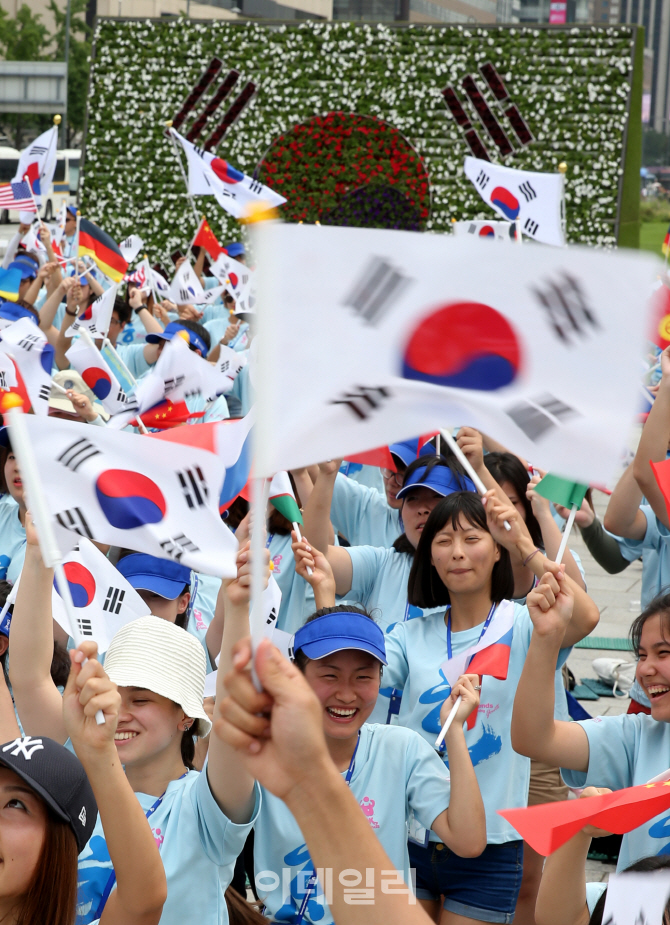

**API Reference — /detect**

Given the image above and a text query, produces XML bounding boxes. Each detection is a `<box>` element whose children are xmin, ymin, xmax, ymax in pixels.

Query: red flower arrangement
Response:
<box><xmin>257</xmin><ymin>111</ymin><xmax>430</xmax><ymax>230</ymax></box>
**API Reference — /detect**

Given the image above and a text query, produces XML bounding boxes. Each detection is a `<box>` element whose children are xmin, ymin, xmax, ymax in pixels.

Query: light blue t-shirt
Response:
<box><xmin>339</xmin><ymin>461</ymin><xmax>385</xmax><ymax>495</ymax></box>
<box><xmin>331</xmin><ymin>473</ymin><xmax>402</xmax><ymax>548</ymax></box>
<box><xmin>345</xmin><ymin>545</ymin><xmax>443</xmax><ymax>723</ymax></box>
<box><xmin>0</xmin><ymin>497</ymin><xmax>26</xmax><ymax>584</ymax></box>
<box><xmin>112</xmin><ymin>343</ymin><xmax>154</xmax><ymax>381</ymax></box>
<box><xmin>231</xmin><ymin>357</ymin><xmax>253</xmax><ymax>415</ymax></box>
<box><xmin>253</xmin><ymin>723</ymin><xmax>450</xmax><ymax>924</ymax></box>
<box><xmin>586</xmin><ymin>881</ymin><xmax>607</xmax><ymax>914</ymax></box>
<box><xmin>561</xmin><ymin>713</ymin><xmax>670</xmax><ymax>871</ymax></box>
<box><xmin>189</xmin><ymin>572</ymin><xmax>221</xmax><ymax>643</ymax></box>
<box><xmin>76</xmin><ymin>768</ymin><xmax>260</xmax><ymax>925</ymax></box>
<box><xmin>268</xmin><ymin>532</ymin><xmax>316</xmax><ymax>635</ymax></box>
<box><xmin>384</xmin><ymin>603</ymin><xmax>570</xmax><ymax>843</ymax></box>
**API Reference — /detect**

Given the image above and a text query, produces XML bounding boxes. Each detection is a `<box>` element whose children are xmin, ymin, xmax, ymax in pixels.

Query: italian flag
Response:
<box><xmin>269</xmin><ymin>471</ymin><xmax>302</xmax><ymax>525</ymax></box>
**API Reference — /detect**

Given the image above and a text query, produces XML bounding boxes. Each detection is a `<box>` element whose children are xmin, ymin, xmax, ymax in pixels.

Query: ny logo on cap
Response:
<box><xmin>3</xmin><ymin>736</ymin><xmax>44</xmax><ymax>760</ymax></box>
<box><xmin>78</xmin><ymin>806</ymin><xmax>87</xmax><ymax>826</ymax></box>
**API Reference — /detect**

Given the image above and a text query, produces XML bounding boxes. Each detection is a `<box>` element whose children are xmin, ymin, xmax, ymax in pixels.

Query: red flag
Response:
<box><xmin>193</xmin><ymin>217</ymin><xmax>224</xmax><ymax>261</ymax></box>
<box><xmin>651</xmin><ymin>459</ymin><xmax>670</xmax><ymax>519</ymax></box>
<box><xmin>346</xmin><ymin>446</ymin><xmax>396</xmax><ymax>470</ymax></box>
<box><xmin>498</xmin><ymin>781</ymin><xmax>670</xmax><ymax>856</ymax></box>
<box><xmin>130</xmin><ymin>400</ymin><xmax>204</xmax><ymax>430</ymax></box>
<box><xmin>418</xmin><ymin>431</ymin><xmax>440</xmax><ymax>454</ymax></box>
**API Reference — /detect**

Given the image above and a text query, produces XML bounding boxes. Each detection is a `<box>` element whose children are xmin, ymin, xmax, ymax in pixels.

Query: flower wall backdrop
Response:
<box><xmin>83</xmin><ymin>19</ymin><xmax>638</xmax><ymax>265</ymax></box>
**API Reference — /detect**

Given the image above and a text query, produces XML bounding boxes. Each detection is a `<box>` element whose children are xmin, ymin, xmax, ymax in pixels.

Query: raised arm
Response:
<box><xmin>430</xmin><ymin>674</ymin><xmax>486</xmax><ymax>858</ymax></box>
<box><xmin>207</xmin><ymin>542</ymin><xmax>257</xmax><ymax>824</ymax></box>
<box><xmin>633</xmin><ymin>345</ymin><xmax>670</xmax><ymax>528</ymax></box>
<box><xmin>55</xmin><ymin>279</ymin><xmax>84</xmax><ymax>371</ymax></box>
<box><xmin>219</xmin><ymin>637</ymin><xmax>433</xmax><ymax>925</ymax></box>
<box><xmin>129</xmin><ymin>287</ymin><xmax>164</xmax><ymax>336</ymax></box>
<box><xmin>302</xmin><ymin>461</ymin><xmax>353</xmax><ymax>596</ymax></box>
<box><xmin>8</xmin><ymin>519</ymin><xmax>66</xmax><ymax>742</ymax></box>
<box><xmin>484</xmin><ymin>491</ymin><xmax>599</xmax><ymax>647</ymax></box>
<box><xmin>604</xmin><ymin>461</ymin><xmax>648</xmax><ymax>540</ymax></box>
<box><xmin>64</xmin><ymin>643</ymin><xmax>167</xmax><ymax>925</ymax></box>
<box><xmin>511</xmin><ymin>570</ymin><xmax>590</xmax><ymax>772</ymax></box>
<box><xmin>292</xmin><ymin>533</ymin><xmax>337</xmax><ymax>610</ymax></box>
<box><xmin>526</xmin><ymin>473</ymin><xmax>586</xmax><ymax>589</ymax></box>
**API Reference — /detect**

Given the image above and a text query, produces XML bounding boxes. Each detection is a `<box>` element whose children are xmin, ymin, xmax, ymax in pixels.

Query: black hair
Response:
<box><xmin>113</xmin><ymin>297</ymin><xmax>132</xmax><ymax>326</ymax></box>
<box><xmin>590</xmin><ymin>854</ymin><xmax>670</xmax><ymax>924</ymax></box>
<box><xmin>630</xmin><ymin>591</ymin><xmax>670</xmax><ymax>656</ymax></box>
<box><xmin>392</xmin><ymin>455</ymin><xmax>474</xmax><ymax>556</ymax></box>
<box><xmin>181</xmin><ymin>729</ymin><xmax>196</xmax><ymax>770</ymax></box>
<box><xmin>407</xmin><ymin>491</ymin><xmax>514</xmax><ymax>608</ymax></box>
<box><xmin>483</xmin><ymin>452</ymin><xmax>544</xmax><ymax>548</ymax></box>
<box><xmin>178</xmin><ymin>319</ymin><xmax>211</xmax><ymax>353</ymax></box>
<box><xmin>293</xmin><ymin>605</ymin><xmax>382</xmax><ymax>679</ymax></box>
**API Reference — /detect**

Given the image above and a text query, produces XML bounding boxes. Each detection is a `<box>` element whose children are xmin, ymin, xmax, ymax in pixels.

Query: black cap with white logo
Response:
<box><xmin>0</xmin><ymin>736</ymin><xmax>97</xmax><ymax>852</ymax></box>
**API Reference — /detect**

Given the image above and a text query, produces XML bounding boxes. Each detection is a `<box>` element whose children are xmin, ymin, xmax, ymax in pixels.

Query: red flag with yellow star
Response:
<box><xmin>130</xmin><ymin>400</ymin><xmax>205</xmax><ymax>430</ymax></box>
<box><xmin>193</xmin><ymin>216</ymin><xmax>224</xmax><ymax>261</ymax></box>
<box><xmin>498</xmin><ymin>780</ymin><xmax>670</xmax><ymax>856</ymax></box>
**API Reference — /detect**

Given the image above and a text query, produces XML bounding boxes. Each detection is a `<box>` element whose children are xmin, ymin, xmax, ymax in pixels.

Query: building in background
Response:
<box><xmin>616</xmin><ymin>0</ymin><xmax>670</xmax><ymax>135</ymax></box>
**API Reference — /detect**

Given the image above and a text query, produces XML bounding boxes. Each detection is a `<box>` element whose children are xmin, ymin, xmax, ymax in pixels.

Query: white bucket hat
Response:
<box><xmin>104</xmin><ymin>615</ymin><xmax>211</xmax><ymax>737</ymax></box>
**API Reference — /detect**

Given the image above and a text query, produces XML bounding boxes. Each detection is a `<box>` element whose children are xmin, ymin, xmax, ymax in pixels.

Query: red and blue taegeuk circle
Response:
<box><xmin>55</xmin><ymin>562</ymin><xmax>96</xmax><ymax>607</ymax></box>
<box><xmin>95</xmin><ymin>470</ymin><xmax>167</xmax><ymax>530</ymax></box>
<box><xmin>479</xmin><ymin>225</ymin><xmax>496</xmax><ymax>238</ymax></box>
<box><xmin>490</xmin><ymin>187</ymin><xmax>520</xmax><ymax>221</ymax></box>
<box><xmin>401</xmin><ymin>301</ymin><xmax>522</xmax><ymax>391</ymax></box>
<box><xmin>81</xmin><ymin>367</ymin><xmax>112</xmax><ymax>400</ymax></box>
<box><xmin>79</xmin><ymin>304</ymin><xmax>93</xmax><ymax>322</ymax></box>
<box><xmin>228</xmin><ymin>272</ymin><xmax>239</xmax><ymax>289</ymax></box>
<box><xmin>210</xmin><ymin>158</ymin><xmax>245</xmax><ymax>185</ymax></box>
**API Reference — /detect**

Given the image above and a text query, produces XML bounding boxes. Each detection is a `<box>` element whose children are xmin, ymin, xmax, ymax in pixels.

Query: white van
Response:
<box><xmin>0</xmin><ymin>147</ymin><xmax>80</xmax><ymax>223</ymax></box>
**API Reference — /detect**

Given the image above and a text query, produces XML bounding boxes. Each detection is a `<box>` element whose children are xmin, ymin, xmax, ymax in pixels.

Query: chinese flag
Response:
<box><xmin>651</xmin><ymin>459</ymin><xmax>670</xmax><ymax>521</ymax></box>
<box><xmin>498</xmin><ymin>780</ymin><xmax>670</xmax><ymax>856</ymax></box>
<box><xmin>193</xmin><ymin>217</ymin><xmax>224</xmax><ymax>261</ymax></box>
<box><xmin>131</xmin><ymin>400</ymin><xmax>204</xmax><ymax>430</ymax></box>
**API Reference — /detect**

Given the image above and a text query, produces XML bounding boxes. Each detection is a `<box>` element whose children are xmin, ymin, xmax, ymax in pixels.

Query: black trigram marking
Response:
<box><xmin>38</xmin><ymin>384</ymin><xmax>51</xmax><ymax>402</ymax></box>
<box><xmin>115</xmin><ymin>389</ymin><xmax>128</xmax><ymax>404</ymax></box>
<box><xmin>506</xmin><ymin>394</ymin><xmax>579</xmax><ymax>442</ymax></box>
<box><xmin>220</xmin><ymin>359</ymin><xmax>231</xmax><ymax>374</ymax></box>
<box><xmin>288</xmin><ymin>645</ymin><xmax>295</xmax><ymax>660</ymax></box>
<box><xmin>331</xmin><ymin>385</ymin><xmax>391</xmax><ymax>421</ymax></box>
<box><xmin>29</xmin><ymin>145</ymin><xmax>48</xmax><ymax>155</ymax></box>
<box><xmin>247</xmin><ymin>178</ymin><xmax>263</xmax><ymax>195</ymax></box>
<box><xmin>343</xmin><ymin>257</ymin><xmax>411</xmax><ymax>326</ymax></box>
<box><xmin>479</xmin><ymin>63</ymin><xmax>534</xmax><ymax>147</ymax></box>
<box><xmin>120</xmin><ymin>236</ymin><xmax>133</xmax><ymax>249</ymax></box>
<box><xmin>159</xmin><ymin>534</ymin><xmax>200</xmax><ymax>562</ymax></box>
<box><xmin>103</xmin><ymin>586</ymin><xmax>125</xmax><ymax>614</ymax></box>
<box><xmin>172</xmin><ymin>57</ymin><xmax>223</xmax><ymax>132</ymax></box>
<box><xmin>266</xmin><ymin>606</ymin><xmax>278</xmax><ymax>626</ymax></box>
<box><xmin>164</xmin><ymin>375</ymin><xmax>186</xmax><ymax>393</ymax></box>
<box><xmin>57</xmin><ymin>438</ymin><xmax>101</xmax><ymax>472</ymax></box>
<box><xmin>56</xmin><ymin>507</ymin><xmax>93</xmax><ymax>539</ymax></box>
<box><xmin>204</xmin><ymin>81</ymin><xmax>257</xmax><ymax>151</ymax></box>
<box><xmin>0</xmin><ymin>372</ymin><xmax>6</xmax><ymax>389</ymax></box>
<box><xmin>532</xmin><ymin>273</ymin><xmax>600</xmax><ymax>345</ymax></box>
<box><xmin>77</xmin><ymin>617</ymin><xmax>93</xmax><ymax>637</ymax></box>
<box><xmin>475</xmin><ymin>169</ymin><xmax>490</xmax><ymax>190</ymax></box>
<box><xmin>177</xmin><ymin>288</ymin><xmax>192</xmax><ymax>303</ymax></box>
<box><xmin>177</xmin><ymin>468</ymin><xmax>208</xmax><ymax>509</ymax></box>
<box><xmin>441</xmin><ymin>86</ymin><xmax>491</xmax><ymax>161</ymax></box>
<box><xmin>519</xmin><ymin>181</ymin><xmax>537</xmax><ymax>203</ymax></box>
<box><xmin>524</xmin><ymin>218</ymin><xmax>539</xmax><ymax>236</ymax></box>
<box><xmin>18</xmin><ymin>334</ymin><xmax>41</xmax><ymax>352</ymax></box>
<box><xmin>462</xmin><ymin>75</ymin><xmax>513</xmax><ymax>157</ymax></box>
<box><xmin>187</xmin><ymin>69</ymin><xmax>240</xmax><ymax>142</ymax></box>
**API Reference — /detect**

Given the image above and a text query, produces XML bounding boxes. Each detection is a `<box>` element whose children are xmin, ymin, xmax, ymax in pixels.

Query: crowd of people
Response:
<box><xmin>0</xmin><ymin>203</ymin><xmax>668</xmax><ymax>925</ymax></box>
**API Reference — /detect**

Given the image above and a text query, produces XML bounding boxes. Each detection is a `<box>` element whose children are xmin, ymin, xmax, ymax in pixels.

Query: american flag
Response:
<box><xmin>0</xmin><ymin>181</ymin><xmax>36</xmax><ymax>211</ymax></box>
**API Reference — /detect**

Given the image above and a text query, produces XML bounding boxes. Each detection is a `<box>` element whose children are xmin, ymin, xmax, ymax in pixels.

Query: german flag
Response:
<box><xmin>78</xmin><ymin>218</ymin><xmax>128</xmax><ymax>283</ymax></box>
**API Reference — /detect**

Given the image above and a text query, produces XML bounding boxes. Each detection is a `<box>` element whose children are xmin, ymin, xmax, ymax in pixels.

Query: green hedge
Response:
<box><xmin>83</xmin><ymin>19</ymin><xmax>637</xmax><ymax>264</ymax></box>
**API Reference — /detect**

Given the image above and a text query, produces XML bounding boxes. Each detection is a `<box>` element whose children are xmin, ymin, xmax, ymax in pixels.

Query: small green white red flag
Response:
<box><xmin>269</xmin><ymin>471</ymin><xmax>302</xmax><ymax>525</ymax></box>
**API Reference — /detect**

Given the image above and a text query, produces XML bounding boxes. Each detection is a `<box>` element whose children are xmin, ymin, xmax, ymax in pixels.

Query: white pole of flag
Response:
<box><xmin>292</xmin><ymin>521</ymin><xmax>312</xmax><ymax>576</ymax></box>
<box><xmin>439</xmin><ymin>430</ymin><xmax>511</xmax><ymax>531</ymax></box>
<box><xmin>23</xmin><ymin>174</ymin><xmax>41</xmax><ymax>221</ymax></box>
<box><xmin>435</xmin><ymin>696</ymin><xmax>461</xmax><ymax>749</ymax></box>
<box><xmin>6</xmin><ymin>404</ymin><xmax>105</xmax><ymax>724</ymax></box>
<box><xmin>555</xmin><ymin>503</ymin><xmax>578</xmax><ymax>565</ymax></box>
<box><xmin>166</xmin><ymin>124</ymin><xmax>201</xmax><ymax>228</ymax></box>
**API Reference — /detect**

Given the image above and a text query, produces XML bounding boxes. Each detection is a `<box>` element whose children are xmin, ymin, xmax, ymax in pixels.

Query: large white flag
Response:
<box><xmin>65</xmin><ymin>285</ymin><xmax>117</xmax><ymax>339</ymax></box>
<box><xmin>12</xmin><ymin>126</ymin><xmax>58</xmax><ymax>208</ymax></box>
<box><xmin>0</xmin><ymin>318</ymin><xmax>54</xmax><ymax>416</ymax></box>
<box><xmin>167</xmin><ymin>259</ymin><xmax>206</xmax><ymax>305</ymax></box>
<box><xmin>130</xmin><ymin>335</ymin><xmax>220</xmax><ymax>414</ymax></box>
<box><xmin>119</xmin><ymin>234</ymin><xmax>144</xmax><ymax>265</ymax></box>
<box><xmin>463</xmin><ymin>157</ymin><xmax>564</xmax><ymax>247</ymax></box>
<box><xmin>19</xmin><ymin>414</ymin><xmax>238</xmax><ymax>577</ymax></box>
<box><xmin>253</xmin><ymin>222</ymin><xmax>657</xmax><ymax>486</ymax></box>
<box><xmin>171</xmin><ymin>129</ymin><xmax>286</xmax><ymax>220</ymax></box>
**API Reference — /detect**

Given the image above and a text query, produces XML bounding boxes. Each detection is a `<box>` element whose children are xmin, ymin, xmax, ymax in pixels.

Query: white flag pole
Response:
<box><xmin>166</xmin><ymin>124</ymin><xmax>201</xmax><ymax>227</ymax></box>
<box><xmin>292</xmin><ymin>521</ymin><xmax>313</xmax><ymax>576</ymax></box>
<box><xmin>6</xmin><ymin>403</ymin><xmax>104</xmax><ymax>724</ymax></box>
<box><xmin>435</xmin><ymin>695</ymin><xmax>461</xmax><ymax>749</ymax></box>
<box><xmin>439</xmin><ymin>430</ymin><xmax>511</xmax><ymax>531</ymax></box>
<box><xmin>555</xmin><ymin>503</ymin><xmax>578</xmax><ymax>565</ymax></box>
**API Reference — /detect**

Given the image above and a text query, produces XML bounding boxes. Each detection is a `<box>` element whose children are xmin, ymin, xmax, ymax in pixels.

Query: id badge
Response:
<box><xmin>408</xmin><ymin>810</ymin><xmax>430</xmax><ymax>848</ymax></box>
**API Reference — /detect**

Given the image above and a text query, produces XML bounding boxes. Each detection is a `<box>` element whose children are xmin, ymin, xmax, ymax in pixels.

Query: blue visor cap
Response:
<box><xmin>145</xmin><ymin>321</ymin><xmax>209</xmax><ymax>358</ymax></box>
<box><xmin>225</xmin><ymin>242</ymin><xmax>245</xmax><ymax>258</ymax></box>
<box><xmin>117</xmin><ymin>554</ymin><xmax>191</xmax><ymax>599</ymax></box>
<box><xmin>390</xmin><ymin>438</ymin><xmax>442</xmax><ymax>468</ymax></box>
<box><xmin>7</xmin><ymin>261</ymin><xmax>36</xmax><ymax>281</ymax></box>
<box><xmin>0</xmin><ymin>609</ymin><xmax>11</xmax><ymax>638</ymax></box>
<box><xmin>0</xmin><ymin>302</ymin><xmax>38</xmax><ymax>326</ymax></box>
<box><xmin>396</xmin><ymin>465</ymin><xmax>477</xmax><ymax>500</ymax></box>
<box><xmin>293</xmin><ymin>612</ymin><xmax>387</xmax><ymax>665</ymax></box>
<box><xmin>0</xmin><ymin>427</ymin><xmax>9</xmax><ymax>449</ymax></box>
<box><xmin>66</xmin><ymin>205</ymin><xmax>77</xmax><ymax>218</ymax></box>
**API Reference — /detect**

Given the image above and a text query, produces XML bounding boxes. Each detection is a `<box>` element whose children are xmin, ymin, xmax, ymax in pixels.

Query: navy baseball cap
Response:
<box><xmin>224</xmin><ymin>242</ymin><xmax>245</xmax><ymax>258</ymax></box>
<box><xmin>0</xmin><ymin>736</ymin><xmax>97</xmax><ymax>852</ymax></box>
<box><xmin>117</xmin><ymin>553</ymin><xmax>191</xmax><ymax>599</ymax></box>
<box><xmin>7</xmin><ymin>261</ymin><xmax>36</xmax><ymax>281</ymax></box>
<box><xmin>293</xmin><ymin>612</ymin><xmax>387</xmax><ymax>665</ymax></box>
<box><xmin>0</xmin><ymin>426</ymin><xmax>9</xmax><ymax>449</ymax></box>
<box><xmin>396</xmin><ymin>464</ymin><xmax>477</xmax><ymax>500</ymax></box>
<box><xmin>145</xmin><ymin>321</ymin><xmax>209</xmax><ymax>358</ymax></box>
<box><xmin>66</xmin><ymin>206</ymin><xmax>77</xmax><ymax>218</ymax></box>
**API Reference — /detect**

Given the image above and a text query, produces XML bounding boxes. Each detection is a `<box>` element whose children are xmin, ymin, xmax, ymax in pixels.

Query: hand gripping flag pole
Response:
<box><xmin>5</xmin><ymin>398</ymin><xmax>105</xmax><ymax>724</ymax></box>
<box><xmin>439</xmin><ymin>430</ymin><xmax>511</xmax><ymax>531</ymax></box>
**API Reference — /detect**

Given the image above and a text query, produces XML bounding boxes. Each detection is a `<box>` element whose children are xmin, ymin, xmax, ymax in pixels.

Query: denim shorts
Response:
<box><xmin>408</xmin><ymin>839</ymin><xmax>524</xmax><ymax>924</ymax></box>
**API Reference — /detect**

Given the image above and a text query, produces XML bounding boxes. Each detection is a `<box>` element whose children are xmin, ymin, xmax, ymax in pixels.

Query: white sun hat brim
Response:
<box><xmin>104</xmin><ymin>615</ymin><xmax>212</xmax><ymax>737</ymax></box>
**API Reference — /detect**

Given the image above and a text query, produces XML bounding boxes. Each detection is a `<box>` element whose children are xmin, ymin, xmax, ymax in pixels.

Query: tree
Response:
<box><xmin>0</xmin><ymin>5</ymin><xmax>51</xmax><ymax>148</ymax></box>
<box><xmin>47</xmin><ymin>0</ymin><xmax>92</xmax><ymax>144</ymax></box>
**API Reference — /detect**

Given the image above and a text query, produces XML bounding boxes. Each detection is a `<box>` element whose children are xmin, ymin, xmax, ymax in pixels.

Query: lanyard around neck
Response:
<box><xmin>295</xmin><ymin>733</ymin><xmax>360</xmax><ymax>924</ymax></box>
<box><xmin>446</xmin><ymin>603</ymin><xmax>496</xmax><ymax>661</ymax></box>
